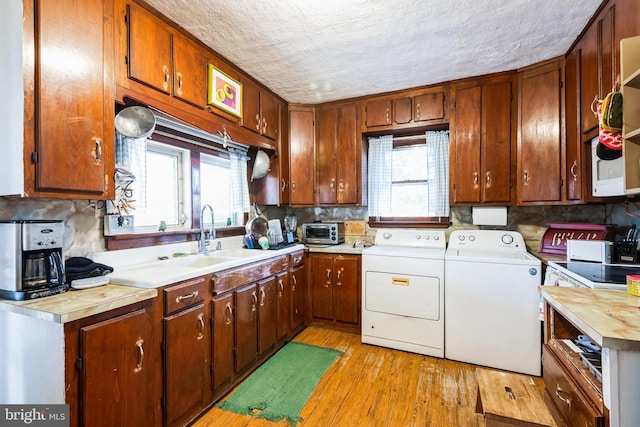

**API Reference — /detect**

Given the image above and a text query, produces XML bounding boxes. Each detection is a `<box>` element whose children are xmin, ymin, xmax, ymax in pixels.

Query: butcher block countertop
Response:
<box><xmin>0</xmin><ymin>284</ymin><xmax>157</xmax><ymax>324</ymax></box>
<box><xmin>541</xmin><ymin>286</ymin><xmax>640</xmax><ymax>351</ymax></box>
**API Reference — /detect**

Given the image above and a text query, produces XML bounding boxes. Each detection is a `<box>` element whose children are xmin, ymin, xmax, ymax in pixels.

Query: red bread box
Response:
<box><xmin>540</xmin><ymin>223</ymin><xmax>615</xmax><ymax>255</ymax></box>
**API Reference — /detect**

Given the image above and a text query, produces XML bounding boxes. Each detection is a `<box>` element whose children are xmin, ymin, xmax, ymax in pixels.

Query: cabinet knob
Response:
<box><xmin>93</xmin><ymin>138</ymin><xmax>102</xmax><ymax>164</ymax></box>
<box><xmin>196</xmin><ymin>313</ymin><xmax>205</xmax><ymax>339</ymax></box>
<box><xmin>485</xmin><ymin>171</ymin><xmax>491</xmax><ymax>188</ymax></box>
<box><xmin>135</xmin><ymin>340</ymin><xmax>144</xmax><ymax>371</ymax></box>
<box><xmin>416</xmin><ymin>104</ymin><xmax>421</xmax><ymax>119</ymax></box>
<box><xmin>523</xmin><ymin>171</ymin><xmax>530</xmax><ymax>185</ymax></box>
<box><xmin>162</xmin><ymin>65</ymin><xmax>169</xmax><ymax>90</ymax></box>
<box><xmin>291</xmin><ymin>181</ymin><xmax>296</xmax><ymax>192</ymax></box>
<box><xmin>473</xmin><ymin>172</ymin><xmax>479</xmax><ymax>188</ymax></box>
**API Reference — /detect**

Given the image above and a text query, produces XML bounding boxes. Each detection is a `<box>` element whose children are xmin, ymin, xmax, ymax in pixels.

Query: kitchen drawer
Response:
<box><xmin>164</xmin><ymin>276</ymin><xmax>206</xmax><ymax>315</ymax></box>
<box><xmin>289</xmin><ymin>250</ymin><xmax>304</xmax><ymax>268</ymax></box>
<box><xmin>212</xmin><ymin>256</ymin><xmax>288</xmax><ymax>295</ymax></box>
<box><xmin>542</xmin><ymin>345</ymin><xmax>604</xmax><ymax>427</ymax></box>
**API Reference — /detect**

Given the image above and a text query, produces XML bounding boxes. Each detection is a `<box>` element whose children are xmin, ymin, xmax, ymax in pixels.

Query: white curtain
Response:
<box><xmin>109</xmin><ymin>132</ymin><xmax>147</xmax><ymax>214</ymax></box>
<box><xmin>229</xmin><ymin>149</ymin><xmax>250</xmax><ymax>215</ymax></box>
<box><xmin>367</xmin><ymin>135</ymin><xmax>393</xmax><ymax>217</ymax></box>
<box><xmin>425</xmin><ymin>130</ymin><xmax>450</xmax><ymax>217</ymax></box>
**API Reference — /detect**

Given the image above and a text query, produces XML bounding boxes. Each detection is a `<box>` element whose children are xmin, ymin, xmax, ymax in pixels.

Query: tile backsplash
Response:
<box><xmin>2</xmin><ymin>196</ymin><xmax>639</xmax><ymax>257</ymax></box>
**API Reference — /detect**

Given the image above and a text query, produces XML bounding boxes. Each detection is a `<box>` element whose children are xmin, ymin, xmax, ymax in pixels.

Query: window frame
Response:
<box><xmin>366</xmin><ymin>130</ymin><xmax>451</xmax><ymax>229</ymax></box>
<box><xmin>104</xmin><ymin>132</ymin><xmax>246</xmax><ymax>250</ymax></box>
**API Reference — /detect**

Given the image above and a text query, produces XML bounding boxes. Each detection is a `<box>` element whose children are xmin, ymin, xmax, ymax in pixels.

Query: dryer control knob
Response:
<box><xmin>415</xmin><ymin>235</ymin><xmax>421</xmax><ymax>239</ymax></box>
<box><xmin>433</xmin><ymin>235</ymin><xmax>439</xmax><ymax>240</ymax></box>
<box><xmin>468</xmin><ymin>235</ymin><xmax>475</xmax><ymax>241</ymax></box>
<box><xmin>501</xmin><ymin>234</ymin><xmax>514</xmax><ymax>245</ymax></box>
<box><xmin>458</xmin><ymin>235</ymin><xmax>465</xmax><ymax>241</ymax></box>
<box><xmin>424</xmin><ymin>235</ymin><xmax>430</xmax><ymax>240</ymax></box>
<box><xmin>383</xmin><ymin>232</ymin><xmax>392</xmax><ymax>239</ymax></box>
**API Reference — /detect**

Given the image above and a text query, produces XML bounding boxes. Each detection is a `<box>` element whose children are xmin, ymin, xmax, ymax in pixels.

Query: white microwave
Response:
<box><xmin>591</xmin><ymin>137</ymin><xmax>625</xmax><ymax>197</ymax></box>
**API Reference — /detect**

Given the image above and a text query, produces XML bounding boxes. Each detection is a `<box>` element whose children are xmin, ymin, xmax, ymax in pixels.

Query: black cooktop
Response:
<box><xmin>555</xmin><ymin>261</ymin><xmax>640</xmax><ymax>284</ymax></box>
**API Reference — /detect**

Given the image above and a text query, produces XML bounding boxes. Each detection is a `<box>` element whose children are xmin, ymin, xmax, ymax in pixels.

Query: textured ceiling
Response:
<box><xmin>146</xmin><ymin>0</ymin><xmax>602</xmax><ymax>104</ymax></box>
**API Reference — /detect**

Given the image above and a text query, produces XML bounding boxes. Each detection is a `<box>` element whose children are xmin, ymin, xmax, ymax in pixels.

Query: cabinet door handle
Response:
<box><xmin>325</xmin><ymin>268</ymin><xmax>332</xmax><ymax>286</ymax></box>
<box><xmin>291</xmin><ymin>275</ymin><xmax>297</xmax><ymax>291</ymax></box>
<box><xmin>93</xmin><ymin>138</ymin><xmax>102</xmax><ymax>164</ymax></box>
<box><xmin>162</xmin><ymin>65</ymin><xmax>169</xmax><ymax>90</ymax></box>
<box><xmin>523</xmin><ymin>171</ymin><xmax>530</xmax><ymax>185</ymax></box>
<box><xmin>555</xmin><ymin>385</ymin><xmax>571</xmax><ymax>406</ymax></box>
<box><xmin>176</xmin><ymin>72</ymin><xmax>183</xmax><ymax>90</ymax></box>
<box><xmin>473</xmin><ymin>172</ymin><xmax>479</xmax><ymax>188</ymax></box>
<box><xmin>278</xmin><ymin>279</ymin><xmax>284</xmax><ymax>297</ymax></box>
<box><xmin>256</xmin><ymin>114</ymin><xmax>261</xmax><ymax>131</ymax></box>
<box><xmin>225</xmin><ymin>302</ymin><xmax>232</xmax><ymax>325</ymax></box>
<box><xmin>386</xmin><ymin>108</ymin><xmax>390</xmax><ymax>123</ymax></box>
<box><xmin>260</xmin><ymin>287</ymin><xmax>266</xmax><ymax>306</ymax></box>
<box><xmin>338</xmin><ymin>178</ymin><xmax>344</xmax><ymax>192</ymax></box>
<box><xmin>281</xmin><ymin>179</ymin><xmax>287</xmax><ymax>191</ymax></box>
<box><xmin>485</xmin><ymin>171</ymin><xmax>491</xmax><ymax>188</ymax></box>
<box><xmin>262</xmin><ymin>118</ymin><xmax>267</xmax><ymax>134</ymax></box>
<box><xmin>330</xmin><ymin>178</ymin><xmax>335</xmax><ymax>190</ymax></box>
<box><xmin>252</xmin><ymin>291</ymin><xmax>257</xmax><ymax>312</ymax></box>
<box><xmin>176</xmin><ymin>290</ymin><xmax>198</xmax><ymax>304</ymax></box>
<box><xmin>570</xmin><ymin>160</ymin><xmax>578</xmax><ymax>181</ymax></box>
<box><xmin>336</xmin><ymin>268</ymin><xmax>343</xmax><ymax>286</ymax></box>
<box><xmin>291</xmin><ymin>181</ymin><xmax>296</xmax><ymax>192</ymax></box>
<box><xmin>416</xmin><ymin>104</ymin><xmax>421</xmax><ymax>119</ymax></box>
<box><xmin>135</xmin><ymin>340</ymin><xmax>144</xmax><ymax>370</ymax></box>
<box><xmin>196</xmin><ymin>313</ymin><xmax>205</xmax><ymax>339</ymax></box>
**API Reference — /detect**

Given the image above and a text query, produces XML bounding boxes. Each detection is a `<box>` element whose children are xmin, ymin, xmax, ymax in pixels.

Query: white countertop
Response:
<box><xmin>305</xmin><ymin>243</ymin><xmax>365</xmax><ymax>254</ymax></box>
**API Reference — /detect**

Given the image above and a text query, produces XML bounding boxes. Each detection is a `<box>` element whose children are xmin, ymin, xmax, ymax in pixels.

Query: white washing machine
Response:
<box><xmin>445</xmin><ymin>230</ymin><xmax>542</xmax><ymax>376</ymax></box>
<box><xmin>362</xmin><ymin>228</ymin><xmax>446</xmax><ymax>357</ymax></box>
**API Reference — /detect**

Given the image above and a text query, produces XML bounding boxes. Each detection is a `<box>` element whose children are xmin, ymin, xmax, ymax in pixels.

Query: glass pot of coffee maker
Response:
<box><xmin>284</xmin><ymin>214</ymin><xmax>297</xmax><ymax>243</ymax></box>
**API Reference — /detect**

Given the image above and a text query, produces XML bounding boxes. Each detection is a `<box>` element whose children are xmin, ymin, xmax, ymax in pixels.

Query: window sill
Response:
<box><xmin>368</xmin><ymin>217</ymin><xmax>451</xmax><ymax>229</ymax></box>
<box><xmin>104</xmin><ymin>226</ymin><xmax>246</xmax><ymax>251</ymax></box>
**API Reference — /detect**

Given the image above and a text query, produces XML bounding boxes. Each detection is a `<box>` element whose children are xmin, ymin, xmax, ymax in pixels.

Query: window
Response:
<box><xmin>367</xmin><ymin>131</ymin><xmax>450</xmax><ymax>227</ymax></box>
<box><xmin>200</xmin><ymin>153</ymin><xmax>234</xmax><ymax>228</ymax></box>
<box><xmin>129</xmin><ymin>141</ymin><xmax>190</xmax><ymax>229</ymax></box>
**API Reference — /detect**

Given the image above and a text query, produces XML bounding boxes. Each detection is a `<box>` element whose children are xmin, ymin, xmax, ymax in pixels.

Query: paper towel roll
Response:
<box><xmin>472</xmin><ymin>206</ymin><xmax>507</xmax><ymax>226</ymax></box>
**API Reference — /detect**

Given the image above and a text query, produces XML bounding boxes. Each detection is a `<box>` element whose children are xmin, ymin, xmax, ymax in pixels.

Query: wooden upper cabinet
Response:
<box><xmin>518</xmin><ymin>61</ymin><xmax>563</xmax><ymax>204</ymax></box>
<box><xmin>365</xmin><ymin>100</ymin><xmax>392</xmax><ymax>127</ymax></box>
<box><xmin>289</xmin><ymin>106</ymin><xmax>315</xmax><ymax>205</ymax></box>
<box><xmin>127</xmin><ymin>4</ymin><xmax>173</xmax><ymax>94</ymax></box>
<box><xmin>172</xmin><ymin>32</ymin><xmax>207</xmax><ymax>108</ymax></box>
<box><xmin>565</xmin><ymin>49</ymin><xmax>585</xmax><ymax>202</ymax></box>
<box><xmin>451</xmin><ymin>76</ymin><xmax>514</xmax><ymax>205</ymax></box>
<box><xmin>242</xmin><ymin>77</ymin><xmax>279</xmax><ymax>141</ymax></box>
<box><xmin>414</xmin><ymin>92</ymin><xmax>445</xmax><ymax>123</ymax></box>
<box><xmin>364</xmin><ymin>88</ymin><xmax>447</xmax><ymax>130</ymax></box>
<box><xmin>580</xmin><ymin>24</ymin><xmax>599</xmax><ymax>139</ymax></box>
<box><xmin>316</xmin><ymin>102</ymin><xmax>359</xmax><ymax>205</ymax></box>
<box><xmin>28</xmin><ymin>0</ymin><xmax>114</xmax><ymax>198</ymax></box>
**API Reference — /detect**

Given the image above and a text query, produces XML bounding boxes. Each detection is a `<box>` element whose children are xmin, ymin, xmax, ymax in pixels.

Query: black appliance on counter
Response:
<box><xmin>0</xmin><ymin>220</ymin><xmax>67</xmax><ymax>300</ymax></box>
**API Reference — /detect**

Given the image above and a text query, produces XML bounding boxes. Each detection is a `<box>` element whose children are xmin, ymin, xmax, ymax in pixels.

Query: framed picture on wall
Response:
<box><xmin>207</xmin><ymin>64</ymin><xmax>242</xmax><ymax>118</ymax></box>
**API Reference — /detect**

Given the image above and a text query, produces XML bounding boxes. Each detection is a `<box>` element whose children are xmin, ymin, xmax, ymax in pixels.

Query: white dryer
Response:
<box><xmin>444</xmin><ymin>230</ymin><xmax>542</xmax><ymax>376</ymax></box>
<box><xmin>362</xmin><ymin>228</ymin><xmax>446</xmax><ymax>357</ymax></box>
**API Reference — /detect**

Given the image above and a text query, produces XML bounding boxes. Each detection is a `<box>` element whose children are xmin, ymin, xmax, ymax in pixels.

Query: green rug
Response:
<box><xmin>216</xmin><ymin>341</ymin><xmax>343</xmax><ymax>426</ymax></box>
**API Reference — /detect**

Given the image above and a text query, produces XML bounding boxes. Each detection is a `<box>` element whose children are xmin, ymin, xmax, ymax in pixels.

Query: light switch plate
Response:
<box><xmin>104</xmin><ymin>215</ymin><xmax>134</xmax><ymax>236</ymax></box>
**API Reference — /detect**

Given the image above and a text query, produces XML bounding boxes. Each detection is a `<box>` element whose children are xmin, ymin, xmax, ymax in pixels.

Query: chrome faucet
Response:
<box><xmin>199</xmin><ymin>204</ymin><xmax>215</xmax><ymax>254</ymax></box>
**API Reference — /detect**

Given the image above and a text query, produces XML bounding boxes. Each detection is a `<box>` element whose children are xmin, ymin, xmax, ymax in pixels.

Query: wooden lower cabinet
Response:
<box><xmin>309</xmin><ymin>253</ymin><xmax>360</xmax><ymax>330</ymax></box>
<box><xmin>67</xmin><ymin>302</ymin><xmax>158</xmax><ymax>427</ymax></box>
<box><xmin>276</xmin><ymin>271</ymin><xmax>291</xmax><ymax>341</ymax></box>
<box><xmin>211</xmin><ymin>292</ymin><xmax>235</xmax><ymax>393</ymax></box>
<box><xmin>257</xmin><ymin>277</ymin><xmax>278</xmax><ymax>355</ymax></box>
<box><xmin>235</xmin><ymin>283</ymin><xmax>258</xmax><ymax>375</ymax></box>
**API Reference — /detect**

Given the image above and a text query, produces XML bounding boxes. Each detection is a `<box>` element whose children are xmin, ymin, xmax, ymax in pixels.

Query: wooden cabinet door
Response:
<box><xmin>242</xmin><ymin>78</ymin><xmax>262</xmax><ymax>135</ymax></box>
<box><xmin>127</xmin><ymin>4</ymin><xmax>172</xmax><ymax>94</ymax></box>
<box><xmin>310</xmin><ymin>254</ymin><xmax>334</xmax><ymax>321</ymax></box>
<box><xmin>34</xmin><ymin>0</ymin><xmax>113</xmax><ymax>196</ymax></box>
<box><xmin>580</xmin><ymin>24</ymin><xmax>599</xmax><ymax>138</ymax></box>
<box><xmin>290</xmin><ymin>265</ymin><xmax>307</xmax><ymax>331</ymax></box>
<box><xmin>336</xmin><ymin>103</ymin><xmax>359</xmax><ymax>204</ymax></box>
<box><xmin>316</xmin><ymin>107</ymin><xmax>337</xmax><ymax>204</ymax></box>
<box><xmin>365</xmin><ymin>100</ymin><xmax>392</xmax><ymax>127</ymax></box>
<box><xmin>333</xmin><ymin>255</ymin><xmax>360</xmax><ymax>326</ymax></box>
<box><xmin>565</xmin><ymin>49</ymin><xmax>585</xmax><ymax>201</ymax></box>
<box><xmin>211</xmin><ymin>293</ymin><xmax>234</xmax><ymax>391</ymax></box>
<box><xmin>164</xmin><ymin>304</ymin><xmax>207</xmax><ymax>427</ymax></box>
<box><xmin>172</xmin><ymin>32</ymin><xmax>207</xmax><ymax>108</ymax></box>
<box><xmin>452</xmin><ymin>85</ymin><xmax>482</xmax><ymax>204</ymax></box>
<box><xmin>80</xmin><ymin>309</ymin><xmax>148</xmax><ymax>427</ymax></box>
<box><xmin>261</xmin><ymin>91</ymin><xmax>279</xmax><ymax>140</ymax></box>
<box><xmin>482</xmin><ymin>80</ymin><xmax>513</xmax><ymax>203</ymax></box>
<box><xmin>276</xmin><ymin>271</ymin><xmax>291</xmax><ymax>340</ymax></box>
<box><xmin>257</xmin><ymin>277</ymin><xmax>277</xmax><ymax>355</ymax></box>
<box><xmin>289</xmin><ymin>107</ymin><xmax>315</xmax><ymax>205</ymax></box>
<box><xmin>414</xmin><ymin>92</ymin><xmax>445</xmax><ymax>122</ymax></box>
<box><xmin>518</xmin><ymin>63</ymin><xmax>562</xmax><ymax>203</ymax></box>
<box><xmin>234</xmin><ymin>284</ymin><xmax>257</xmax><ymax>374</ymax></box>
<box><xmin>394</xmin><ymin>98</ymin><xmax>413</xmax><ymax>124</ymax></box>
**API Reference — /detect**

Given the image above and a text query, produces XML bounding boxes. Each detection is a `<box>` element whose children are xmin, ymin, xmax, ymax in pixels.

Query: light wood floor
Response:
<box><xmin>193</xmin><ymin>326</ymin><xmax>543</xmax><ymax>427</ymax></box>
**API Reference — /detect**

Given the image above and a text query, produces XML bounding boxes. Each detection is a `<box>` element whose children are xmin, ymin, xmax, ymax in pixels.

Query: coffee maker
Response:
<box><xmin>0</xmin><ymin>220</ymin><xmax>67</xmax><ymax>300</ymax></box>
